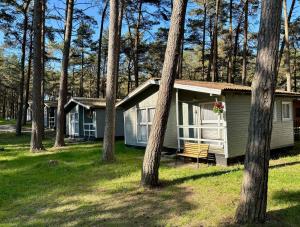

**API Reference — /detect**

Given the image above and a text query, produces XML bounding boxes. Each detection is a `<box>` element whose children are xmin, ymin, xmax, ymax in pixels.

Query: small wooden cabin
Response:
<box><xmin>64</xmin><ymin>97</ymin><xmax>124</xmax><ymax>139</ymax></box>
<box><xmin>28</xmin><ymin>100</ymin><xmax>57</xmax><ymax>129</ymax></box>
<box><xmin>117</xmin><ymin>78</ymin><xmax>300</xmax><ymax>166</ymax></box>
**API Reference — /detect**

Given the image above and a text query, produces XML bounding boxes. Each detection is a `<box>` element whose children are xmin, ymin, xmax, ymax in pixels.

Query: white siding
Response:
<box><xmin>226</xmin><ymin>94</ymin><xmax>294</xmax><ymax>158</ymax></box>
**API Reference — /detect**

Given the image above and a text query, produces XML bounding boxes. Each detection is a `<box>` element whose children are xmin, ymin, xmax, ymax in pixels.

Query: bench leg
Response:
<box><xmin>197</xmin><ymin>157</ymin><xmax>199</xmax><ymax>168</ymax></box>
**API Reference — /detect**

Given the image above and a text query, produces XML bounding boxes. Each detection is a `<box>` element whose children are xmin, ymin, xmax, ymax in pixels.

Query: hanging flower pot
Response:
<box><xmin>213</xmin><ymin>101</ymin><xmax>224</xmax><ymax>114</ymax></box>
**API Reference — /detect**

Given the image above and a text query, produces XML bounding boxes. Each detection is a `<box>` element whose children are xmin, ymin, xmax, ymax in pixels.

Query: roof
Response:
<box><xmin>65</xmin><ymin>97</ymin><xmax>107</xmax><ymax>110</ymax></box>
<box><xmin>44</xmin><ymin>101</ymin><xmax>57</xmax><ymax>108</ymax></box>
<box><xmin>28</xmin><ymin>100</ymin><xmax>57</xmax><ymax>108</ymax></box>
<box><xmin>117</xmin><ymin>78</ymin><xmax>300</xmax><ymax>107</ymax></box>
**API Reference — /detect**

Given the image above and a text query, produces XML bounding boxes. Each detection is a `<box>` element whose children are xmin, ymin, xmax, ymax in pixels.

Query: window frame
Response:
<box><xmin>282</xmin><ymin>101</ymin><xmax>293</xmax><ymax>121</ymax></box>
<box><xmin>136</xmin><ymin>107</ymin><xmax>155</xmax><ymax>143</ymax></box>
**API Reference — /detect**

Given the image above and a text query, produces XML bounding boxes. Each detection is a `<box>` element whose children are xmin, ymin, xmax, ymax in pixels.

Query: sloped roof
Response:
<box><xmin>116</xmin><ymin>78</ymin><xmax>300</xmax><ymax>107</ymax></box>
<box><xmin>44</xmin><ymin>100</ymin><xmax>57</xmax><ymax>108</ymax></box>
<box><xmin>65</xmin><ymin>97</ymin><xmax>106</xmax><ymax>110</ymax></box>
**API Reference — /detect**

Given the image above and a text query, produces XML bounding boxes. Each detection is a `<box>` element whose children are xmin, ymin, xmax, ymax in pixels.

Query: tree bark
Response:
<box><xmin>201</xmin><ymin>0</ymin><xmax>207</xmax><ymax>80</ymax></box>
<box><xmin>227</xmin><ymin>0</ymin><xmax>233</xmax><ymax>83</ymax></box>
<box><xmin>278</xmin><ymin>0</ymin><xmax>296</xmax><ymax>68</ymax></box>
<box><xmin>23</xmin><ymin>29</ymin><xmax>33</xmax><ymax>125</ymax></box>
<box><xmin>115</xmin><ymin>0</ymin><xmax>124</xmax><ymax>98</ymax></box>
<box><xmin>102</xmin><ymin>0</ymin><xmax>120</xmax><ymax>162</ymax></box>
<box><xmin>242</xmin><ymin>0</ymin><xmax>248</xmax><ymax>85</ymax></box>
<box><xmin>283</xmin><ymin>0</ymin><xmax>292</xmax><ymax>92</ymax></box>
<box><xmin>210</xmin><ymin>0</ymin><xmax>221</xmax><ymax>82</ymax></box>
<box><xmin>54</xmin><ymin>0</ymin><xmax>74</xmax><ymax>147</ymax></box>
<box><xmin>133</xmin><ymin>0</ymin><xmax>142</xmax><ymax>88</ymax></box>
<box><xmin>235</xmin><ymin>0</ymin><xmax>282</xmax><ymax>223</ymax></box>
<box><xmin>141</xmin><ymin>0</ymin><xmax>188</xmax><ymax>187</ymax></box>
<box><xmin>40</xmin><ymin>0</ymin><xmax>46</xmax><ymax>137</ymax></box>
<box><xmin>96</xmin><ymin>0</ymin><xmax>108</xmax><ymax>98</ymax></box>
<box><xmin>207</xmin><ymin>15</ymin><xmax>213</xmax><ymax>81</ymax></box>
<box><xmin>16</xmin><ymin>0</ymin><xmax>31</xmax><ymax>136</ymax></box>
<box><xmin>31</xmin><ymin>0</ymin><xmax>44</xmax><ymax>151</ymax></box>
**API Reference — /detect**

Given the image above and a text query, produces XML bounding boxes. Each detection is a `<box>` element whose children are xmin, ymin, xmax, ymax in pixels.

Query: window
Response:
<box><xmin>137</xmin><ymin>107</ymin><xmax>155</xmax><ymax>143</ymax></box>
<box><xmin>282</xmin><ymin>102</ymin><xmax>292</xmax><ymax>121</ymax></box>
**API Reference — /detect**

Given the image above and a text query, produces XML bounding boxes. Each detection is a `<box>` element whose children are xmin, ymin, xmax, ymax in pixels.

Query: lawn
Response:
<box><xmin>0</xmin><ymin>118</ymin><xmax>16</xmax><ymax>126</ymax></box>
<box><xmin>0</xmin><ymin>132</ymin><xmax>299</xmax><ymax>226</ymax></box>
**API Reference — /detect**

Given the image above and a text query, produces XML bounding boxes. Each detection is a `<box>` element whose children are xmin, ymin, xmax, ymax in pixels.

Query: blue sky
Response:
<box><xmin>0</xmin><ymin>0</ymin><xmax>299</xmax><ymax>57</ymax></box>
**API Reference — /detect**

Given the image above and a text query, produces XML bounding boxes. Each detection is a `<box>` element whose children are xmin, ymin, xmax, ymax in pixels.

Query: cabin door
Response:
<box><xmin>70</xmin><ymin>112</ymin><xmax>79</xmax><ymax>137</ymax></box>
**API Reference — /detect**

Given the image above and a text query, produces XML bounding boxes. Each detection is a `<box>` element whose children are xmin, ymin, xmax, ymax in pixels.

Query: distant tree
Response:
<box><xmin>30</xmin><ymin>0</ymin><xmax>44</xmax><ymax>151</ymax></box>
<box><xmin>102</xmin><ymin>0</ymin><xmax>120</xmax><ymax>162</ymax></box>
<box><xmin>235</xmin><ymin>0</ymin><xmax>282</xmax><ymax>223</ymax></box>
<box><xmin>13</xmin><ymin>0</ymin><xmax>31</xmax><ymax>136</ymax></box>
<box><xmin>54</xmin><ymin>0</ymin><xmax>74</xmax><ymax>147</ymax></box>
<box><xmin>141</xmin><ymin>0</ymin><xmax>188</xmax><ymax>187</ymax></box>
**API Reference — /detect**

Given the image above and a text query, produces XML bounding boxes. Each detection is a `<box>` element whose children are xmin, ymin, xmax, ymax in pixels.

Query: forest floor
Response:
<box><xmin>0</xmin><ymin>132</ymin><xmax>299</xmax><ymax>226</ymax></box>
<box><xmin>0</xmin><ymin>118</ymin><xmax>16</xmax><ymax>126</ymax></box>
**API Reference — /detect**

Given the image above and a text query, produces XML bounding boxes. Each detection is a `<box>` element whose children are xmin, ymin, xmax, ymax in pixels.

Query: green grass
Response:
<box><xmin>0</xmin><ymin>118</ymin><xmax>16</xmax><ymax>125</ymax></box>
<box><xmin>0</xmin><ymin>132</ymin><xmax>299</xmax><ymax>226</ymax></box>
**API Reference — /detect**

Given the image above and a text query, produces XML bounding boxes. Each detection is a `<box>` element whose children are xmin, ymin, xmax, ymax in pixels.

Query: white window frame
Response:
<box><xmin>136</xmin><ymin>107</ymin><xmax>155</xmax><ymax>143</ymax></box>
<box><xmin>282</xmin><ymin>101</ymin><xmax>292</xmax><ymax>121</ymax></box>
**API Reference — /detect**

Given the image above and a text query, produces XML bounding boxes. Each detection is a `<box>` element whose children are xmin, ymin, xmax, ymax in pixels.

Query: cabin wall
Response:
<box><xmin>95</xmin><ymin>109</ymin><xmax>124</xmax><ymax>138</ymax></box>
<box><xmin>226</xmin><ymin>94</ymin><xmax>294</xmax><ymax>158</ymax></box>
<box><xmin>123</xmin><ymin>90</ymin><xmax>177</xmax><ymax>148</ymax></box>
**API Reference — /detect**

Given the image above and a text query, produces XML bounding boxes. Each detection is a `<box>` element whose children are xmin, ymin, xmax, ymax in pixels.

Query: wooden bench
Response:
<box><xmin>176</xmin><ymin>143</ymin><xmax>214</xmax><ymax>167</ymax></box>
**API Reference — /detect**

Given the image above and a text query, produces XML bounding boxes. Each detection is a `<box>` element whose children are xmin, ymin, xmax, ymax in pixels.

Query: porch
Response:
<box><xmin>175</xmin><ymin>89</ymin><xmax>227</xmax><ymax>161</ymax></box>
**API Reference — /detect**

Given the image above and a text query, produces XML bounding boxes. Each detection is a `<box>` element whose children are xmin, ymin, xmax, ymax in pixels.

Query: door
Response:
<box><xmin>69</xmin><ymin>112</ymin><xmax>79</xmax><ymax>137</ymax></box>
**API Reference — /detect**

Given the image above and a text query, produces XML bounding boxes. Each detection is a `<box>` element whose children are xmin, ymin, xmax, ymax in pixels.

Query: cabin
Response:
<box><xmin>117</xmin><ymin>78</ymin><xmax>300</xmax><ymax>166</ymax></box>
<box><xmin>28</xmin><ymin>100</ymin><xmax>57</xmax><ymax>129</ymax></box>
<box><xmin>44</xmin><ymin>101</ymin><xmax>57</xmax><ymax>129</ymax></box>
<box><xmin>64</xmin><ymin>97</ymin><xmax>124</xmax><ymax>139</ymax></box>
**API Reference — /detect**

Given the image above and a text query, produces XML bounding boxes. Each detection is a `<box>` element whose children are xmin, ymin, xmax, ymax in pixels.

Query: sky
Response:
<box><xmin>0</xmin><ymin>0</ymin><xmax>299</xmax><ymax>59</ymax></box>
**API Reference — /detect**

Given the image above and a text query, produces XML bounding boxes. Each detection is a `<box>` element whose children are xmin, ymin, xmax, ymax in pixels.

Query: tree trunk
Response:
<box><xmin>278</xmin><ymin>0</ymin><xmax>296</xmax><ymax>68</ymax></box>
<box><xmin>31</xmin><ymin>0</ymin><xmax>44</xmax><ymax>151</ymax></box>
<box><xmin>80</xmin><ymin>46</ymin><xmax>84</xmax><ymax>96</ymax></box>
<box><xmin>227</xmin><ymin>0</ymin><xmax>233</xmax><ymax>83</ymax></box>
<box><xmin>115</xmin><ymin>0</ymin><xmax>124</xmax><ymax>98</ymax></box>
<box><xmin>242</xmin><ymin>0</ymin><xmax>248</xmax><ymax>85</ymax></box>
<box><xmin>96</xmin><ymin>0</ymin><xmax>108</xmax><ymax>98</ymax></box>
<box><xmin>102</xmin><ymin>0</ymin><xmax>120</xmax><ymax>162</ymax></box>
<box><xmin>283</xmin><ymin>0</ymin><xmax>292</xmax><ymax>92</ymax></box>
<box><xmin>141</xmin><ymin>0</ymin><xmax>187</xmax><ymax>188</ymax></box>
<box><xmin>210</xmin><ymin>0</ymin><xmax>220</xmax><ymax>82</ymax></box>
<box><xmin>293</xmin><ymin>46</ymin><xmax>297</xmax><ymax>92</ymax></box>
<box><xmin>23</xmin><ymin>29</ymin><xmax>33</xmax><ymax>125</ymax></box>
<box><xmin>235</xmin><ymin>0</ymin><xmax>282</xmax><ymax>223</ymax></box>
<box><xmin>2</xmin><ymin>95</ymin><xmax>6</xmax><ymax>119</ymax></box>
<box><xmin>40</xmin><ymin>0</ymin><xmax>46</xmax><ymax>137</ymax></box>
<box><xmin>16</xmin><ymin>1</ymin><xmax>30</xmax><ymax>136</ymax></box>
<box><xmin>207</xmin><ymin>15</ymin><xmax>213</xmax><ymax>81</ymax></box>
<box><xmin>133</xmin><ymin>0</ymin><xmax>142</xmax><ymax>88</ymax></box>
<box><xmin>201</xmin><ymin>0</ymin><xmax>207</xmax><ymax>80</ymax></box>
<box><xmin>54</xmin><ymin>0</ymin><xmax>74</xmax><ymax>147</ymax></box>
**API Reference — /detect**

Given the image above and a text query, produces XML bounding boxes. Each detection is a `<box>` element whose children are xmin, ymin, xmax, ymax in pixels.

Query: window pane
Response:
<box><xmin>138</xmin><ymin>109</ymin><xmax>147</xmax><ymax>124</ymax></box>
<box><xmin>283</xmin><ymin>104</ymin><xmax>291</xmax><ymax>119</ymax></box>
<box><xmin>148</xmin><ymin>108</ymin><xmax>155</xmax><ymax>123</ymax></box>
<box><xmin>138</xmin><ymin>125</ymin><xmax>147</xmax><ymax>142</ymax></box>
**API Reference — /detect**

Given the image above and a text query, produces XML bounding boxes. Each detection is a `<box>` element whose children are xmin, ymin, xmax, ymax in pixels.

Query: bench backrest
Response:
<box><xmin>183</xmin><ymin>143</ymin><xmax>209</xmax><ymax>158</ymax></box>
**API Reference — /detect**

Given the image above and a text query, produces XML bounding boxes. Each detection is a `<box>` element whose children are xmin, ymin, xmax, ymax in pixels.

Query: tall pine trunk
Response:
<box><xmin>283</xmin><ymin>0</ymin><xmax>292</xmax><ymax>92</ymax></box>
<box><xmin>31</xmin><ymin>0</ymin><xmax>44</xmax><ymax>151</ymax></box>
<box><xmin>54</xmin><ymin>0</ymin><xmax>74</xmax><ymax>147</ymax></box>
<box><xmin>210</xmin><ymin>0</ymin><xmax>220</xmax><ymax>82</ymax></box>
<box><xmin>235</xmin><ymin>0</ymin><xmax>282</xmax><ymax>223</ymax></box>
<box><xmin>23</xmin><ymin>29</ymin><xmax>33</xmax><ymax>125</ymax></box>
<box><xmin>242</xmin><ymin>0</ymin><xmax>248</xmax><ymax>85</ymax></box>
<box><xmin>227</xmin><ymin>0</ymin><xmax>233</xmax><ymax>83</ymax></box>
<box><xmin>16</xmin><ymin>1</ymin><xmax>31</xmax><ymax>136</ymax></box>
<box><xmin>141</xmin><ymin>0</ymin><xmax>187</xmax><ymax>187</ymax></box>
<box><xmin>96</xmin><ymin>0</ymin><xmax>108</xmax><ymax>98</ymax></box>
<box><xmin>133</xmin><ymin>0</ymin><xmax>142</xmax><ymax>88</ymax></box>
<box><xmin>102</xmin><ymin>0</ymin><xmax>120</xmax><ymax>162</ymax></box>
<box><xmin>201</xmin><ymin>0</ymin><xmax>207</xmax><ymax>80</ymax></box>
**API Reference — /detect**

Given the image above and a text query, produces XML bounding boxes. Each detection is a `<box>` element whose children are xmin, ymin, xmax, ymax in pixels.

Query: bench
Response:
<box><xmin>176</xmin><ymin>143</ymin><xmax>214</xmax><ymax>167</ymax></box>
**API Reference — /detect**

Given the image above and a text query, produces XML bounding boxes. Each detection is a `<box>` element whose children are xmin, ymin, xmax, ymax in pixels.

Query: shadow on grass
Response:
<box><xmin>0</xmin><ymin>133</ymin><xmax>197</xmax><ymax>226</ymax></box>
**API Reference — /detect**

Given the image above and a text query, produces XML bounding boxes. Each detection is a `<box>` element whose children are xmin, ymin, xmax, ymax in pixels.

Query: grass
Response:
<box><xmin>0</xmin><ymin>132</ymin><xmax>299</xmax><ymax>226</ymax></box>
<box><xmin>0</xmin><ymin>118</ymin><xmax>16</xmax><ymax>126</ymax></box>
